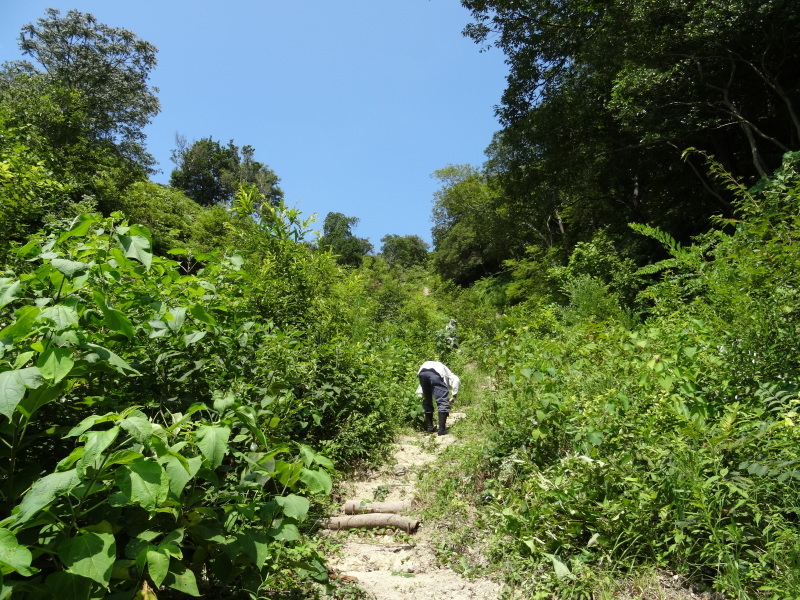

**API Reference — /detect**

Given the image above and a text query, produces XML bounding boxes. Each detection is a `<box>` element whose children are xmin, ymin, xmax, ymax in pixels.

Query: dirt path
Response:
<box><xmin>322</xmin><ymin>412</ymin><xmax>503</xmax><ymax>600</ymax></box>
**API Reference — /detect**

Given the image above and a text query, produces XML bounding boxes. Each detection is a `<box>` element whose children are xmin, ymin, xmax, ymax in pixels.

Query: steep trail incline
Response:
<box><xmin>322</xmin><ymin>411</ymin><xmax>502</xmax><ymax>599</ymax></box>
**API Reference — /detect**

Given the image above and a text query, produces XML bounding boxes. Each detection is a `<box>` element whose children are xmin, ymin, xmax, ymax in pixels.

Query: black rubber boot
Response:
<box><xmin>437</xmin><ymin>412</ymin><xmax>449</xmax><ymax>436</ymax></box>
<box><xmin>424</xmin><ymin>412</ymin><xmax>435</xmax><ymax>433</ymax></box>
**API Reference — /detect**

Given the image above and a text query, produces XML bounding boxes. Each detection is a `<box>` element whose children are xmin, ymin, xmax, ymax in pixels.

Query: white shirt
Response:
<box><xmin>416</xmin><ymin>361</ymin><xmax>460</xmax><ymax>397</ymax></box>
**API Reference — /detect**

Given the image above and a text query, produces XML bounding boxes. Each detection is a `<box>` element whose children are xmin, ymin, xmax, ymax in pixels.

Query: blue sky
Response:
<box><xmin>1</xmin><ymin>1</ymin><xmax>507</xmax><ymax>249</ymax></box>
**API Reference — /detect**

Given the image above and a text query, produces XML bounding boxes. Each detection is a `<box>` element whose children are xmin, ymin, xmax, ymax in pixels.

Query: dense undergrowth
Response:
<box><xmin>0</xmin><ymin>200</ymin><xmax>452</xmax><ymax>598</ymax></box>
<box><xmin>419</xmin><ymin>153</ymin><xmax>800</xmax><ymax>599</ymax></box>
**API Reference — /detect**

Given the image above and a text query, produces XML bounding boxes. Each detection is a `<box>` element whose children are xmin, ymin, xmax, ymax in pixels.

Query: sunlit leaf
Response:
<box><xmin>0</xmin><ymin>367</ymin><xmax>44</xmax><ymax>419</ymax></box>
<box><xmin>0</xmin><ymin>306</ymin><xmax>40</xmax><ymax>341</ymax></box>
<box><xmin>0</xmin><ymin>528</ymin><xmax>33</xmax><ymax>576</ymax></box>
<box><xmin>163</xmin><ymin>562</ymin><xmax>200</xmax><ymax>596</ymax></box>
<box><xmin>114</xmin><ymin>233</ymin><xmax>152</xmax><ymax>270</ymax></box>
<box><xmin>115</xmin><ymin>459</ymin><xmax>169</xmax><ymax>511</ymax></box>
<box><xmin>0</xmin><ymin>280</ymin><xmax>21</xmax><ymax>310</ymax></box>
<box><xmin>299</xmin><ymin>468</ymin><xmax>332</xmax><ymax>495</ymax></box>
<box><xmin>15</xmin><ymin>469</ymin><xmax>80</xmax><ymax>524</ymax></box>
<box><xmin>196</xmin><ymin>425</ymin><xmax>230</xmax><ymax>469</ymax></box>
<box><xmin>37</xmin><ymin>347</ymin><xmax>75</xmax><ymax>384</ymax></box>
<box><xmin>58</xmin><ymin>532</ymin><xmax>116</xmax><ymax>586</ymax></box>
<box><xmin>77</xmin><ymin>426</ymin><xmax>120</xmax><ymax>476</ymax></box>
<box><xmin>275</xmin><ymin>494</ymin><xmax>309</xmax><ymax>520</ymax></box>
<box><xmin>51</xmin><ymin>259</ymin><xmax>90</xmax><ymax>278</ymax></box>
<box><xmin>146</xmin><ymin>547</ymin><xmax>170</xmax><ymax>588</ymax></box>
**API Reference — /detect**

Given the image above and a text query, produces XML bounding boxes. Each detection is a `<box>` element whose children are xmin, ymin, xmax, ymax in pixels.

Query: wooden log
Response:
<box><xmin>318</xmin><ymin>514</ymin><xmax>419</xmax><ymax>533</ymax></box>
<box><xmin>343</xmin><ymin>500</ymin><xmax>413</xmax><ymax>515</ymax></box>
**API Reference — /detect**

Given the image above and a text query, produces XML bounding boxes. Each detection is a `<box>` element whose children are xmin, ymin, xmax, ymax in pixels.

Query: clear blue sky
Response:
<box><xmin>1</xmin><ymin>1</ymin><xmax>507</xmax><ymax>249</ymax></box>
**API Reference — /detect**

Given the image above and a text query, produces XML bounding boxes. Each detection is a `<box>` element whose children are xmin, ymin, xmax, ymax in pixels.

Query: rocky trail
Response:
<box><xmin>321</xmin><ymin>411</ymin><xmax>503</xmax><ymax>600</ymax></box>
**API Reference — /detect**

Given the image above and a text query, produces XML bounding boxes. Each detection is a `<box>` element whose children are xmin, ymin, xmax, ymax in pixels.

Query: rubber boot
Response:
<box><xmin>424</xmin><ymin>412</ymin><xmax>435</xmax><ymax>433</ymax></box>
<box><xmin>437</xmin><ymin>412</ymin><xmax>449</xmax><ymax>436</ymax></box>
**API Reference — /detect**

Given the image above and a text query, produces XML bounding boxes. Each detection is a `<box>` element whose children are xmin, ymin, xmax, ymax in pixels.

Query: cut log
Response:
<box><xmin>343</xmin><ymin>500</ymin><xmax>413</xmax><ymax>515</ymax></box>
<box><xmin>319</xmin><ymin>514</ymin><xmax>419</xmax><ymax>533</ymax></box>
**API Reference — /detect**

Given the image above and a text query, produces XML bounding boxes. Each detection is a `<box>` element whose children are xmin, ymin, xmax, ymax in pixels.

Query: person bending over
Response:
<box><xmin>416</xmin><ymin>360</ymin><xmax>460</xmax><ymax>435</ymax></box>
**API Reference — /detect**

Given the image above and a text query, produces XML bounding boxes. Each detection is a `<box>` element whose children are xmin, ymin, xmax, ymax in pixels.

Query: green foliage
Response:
<box><xmin>420</xmin><ymin>153</ymin><xmax>800</xmax><ymax>597</ymax></box>
<box><xmin>430</xmin><ymin>164</ymin><xmax>507</xmax><ymax>285</ymax></box>
<box><xmin>169</xmin><ymin>137</ymin><xmax>283</xmax><ymax>208</ymax></box>
<box><xmin>10</xmin><ymin>8</ymin><xmax>160</xmax><ymax>172</ymax></box>
<box><xmin>317</xmin><ymin>212</ymin><xmax>373</xmax><ymax>268</ymax></box>
<box><xmin>379</xmin><ymin>234</ymin><xmax>429</xmax><ymax>269</ymax></box>
<box><xmin>0</xmin><ymin>214</ymin><xmax>335</xmax><ymax>598</ymax></box>
<box><xmin>0</xmin><ymin>114</ymin><xmax>70</xmax><ymax>259</ymax></box>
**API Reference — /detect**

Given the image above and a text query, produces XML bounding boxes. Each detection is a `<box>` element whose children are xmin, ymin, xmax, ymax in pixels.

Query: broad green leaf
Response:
<box><xmin>13</xmin><ymin>351</ymin><xmax>34</xmax><ymax>369</ymax></box>
<box><xmin>0</xmin><ymin>367</ymin><xmax>44</xmax><ymax>419</ymax></box>
<box><xmin>44</xmin><ymin>571</ymin><xmax>94</xmax><ymax>600</ymax></box>
<box><xmin>163</xmin><ymin>562</ymin><xmax>200</xmax><ymax>596</ymax></box>
<box><xmin>16</xmin><ymin>379</ymin><xmax>63</xmax><ymax>420</ymax></box>
<box><xmin>93</xmin><ymin>292</ymin><xmax>135</xmax><ymax>341</ymax></box>
<box><xmin>66</xmin><ymin>413</ymin><xmax>121</xmax><ymax>438</ymax></box>
<box><xmin>164</xmin><ymin>307</ymin><xmax>187</xmax><ymax>333</ymax></box>
<box><xmin>236</xmin><ymin>530</ymin><xmax>270</xmax><ymax>568</ymax></box>
<box><xmin>57</xmin><ymin>446</ymin><xmax>85</xmax><ymax>471</ymax></box>
<box><xmin>146</xmin><ymin>547</ymin><xmax>170</xmax><ymax>588</ymax></box>
<box><xmin>0</xmin><ymin>280</ymin><xmax>21</xmax><ymax>310</ymax></box>
<box><xmin>115</xmin><ymin>459</ymin><xmax>169</xmax><ymax>511</ymax></box>
<box><xmin>183</xmin><ymin>330</ymin><xmax>206</xmax><ymax>347</ymax></box>
<box><xmin>51</xmin><ymin>259</ymin><xmax>90</xmax><ymax>278</ymax></box>
<box><xmin>0</xmin><ymin>306</ymin><xmax>40</xmax><ymax>341</ymax></box>
<box><xmin>213</xmin><ymin>390</ymin><xmax>235</xmax><ymax>413</ymax></box>
<box><xmin>275</xmin><ymin>494</ymin><xmax>309</xmax><ymax>521</ymax></box>
<box><xmin>0</xmin><ymin>528</ymin><xmax>33</xmax><ymax>576</ymax></box>
<box><xmin>15</xmin><ymin>469</ymin><xmax>80</xmax><ymax>525</ymax></box>
<box><xmin>544</xmin><ymin>553</ymin><xmax>573</xmax><ymax>579</ymax></box>
<box><xmin>196</xmin><ymin>425</ymin><xmax>230</xmax><ymax>469</ymax></box>
<box><xmin>58</xmin><ymin>532</ymin><xmax>116</xmax><ymax>586</ymax></box>
<box><xmin>587</xmin><ymin>431</ymin><xmax>603</xmax><ymax>446</ymax></box>
<box><xmin>120</xmin><ymin>411</ymin><xmax>153</xmax><ymax>444</ymax></box>
<box><xmin>293</xmin><ymin>557</ymin><xmax>328</xmax><ymax>582</ymax></box>
<box><xmin>299</xmin><ymin>468</ymin><xmax>332</xmax><ymax>495</ymax></box>
<box><xmin>188</xmin><ymin>304</ymin><xmax>216</xmax><ymax>326</ymax></box>
<box><xmin>298</xmin><ymin>444</ymin><xmax>334</xmax><ymax>469</ymax></box>
<box><xmin>84</xmin><ymin>343</ymin><xmax>140</xmax><ymax>375</ymax></box>
<box><xmin>56</xmin><ymin>213</ymin><xmax>94</xmax><ymax>244</ymax></box>
<box><xmin>37</xmin><ymin>347</ymin><xmax>75</xmax><ymax>384</ymax></box>
<box><xmin>114</xmin><ymin>233</ymin><xmax>152</xmax><ymax>270</ymax></box>
<box><xmin>274</xmin><ymin>460</ymin><xmax>302</xmax><ymax>488</ymax></box>
<box><xmin>38</xmin><ymin>304</ymin><xmax>80</xmax><ymax>330</ymax></box>
<box><xmin>162</xmin><ymin>455</ymin><xmax>202</xmax><ymax>496</ymax></box>
<box><xmin>77</xmin><ymin>427</ymin><xmax>120</xmax><ymax>476</ymax></box>
<box><xmin>106</xmin><ymin>449</ymin><xmax>144</xmax><ymax>466</ymax></box>
<box><xmin>269</xmin><ymin>522</ymin><xmax>300</xmax><ymax>541</ymax></box>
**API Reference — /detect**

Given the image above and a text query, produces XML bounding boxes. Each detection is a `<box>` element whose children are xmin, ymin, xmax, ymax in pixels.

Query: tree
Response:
<box><xmin>430</xmin><ymin>164</ymin><xmax>509</xmax><ymax>285</ymax></box>
<box><xmin>170</xmin><ymin>136</ymin><xmax>283</xmax><ymax>208</ymax></box>
<box><xmin>318</xmin><ymin>212</ymin><xmax>373</xmax><ymax>267</ymax></box>
<box><xmin>8</xmin><ymin>8</ymin><xmax>160</xmax><ymax>171</ymax></box>
<box><xmin>379</xmin><ymin>234</ymin><xmax>429</xmax><ymax>268</ymax></box>
<box><xmin>460</xmin><ymin>0</ymin><xmax>800</xmax><ymax>257</ymax></box>
<box><xmin>0</xmin><ymin>106</ymin><xmax>70</xmax><ymax>259</ymax></box>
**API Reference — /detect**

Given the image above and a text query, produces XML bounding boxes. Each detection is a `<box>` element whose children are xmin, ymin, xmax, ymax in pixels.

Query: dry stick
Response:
<box><xmin>319</xmin><ymin>514</ymin><xmax>420</xmax><ymax>533</ymax></box>
<box><xmin>343</xmin><ymin>500</ymin><xmax>413</xmax><ymax>515</ymax></box>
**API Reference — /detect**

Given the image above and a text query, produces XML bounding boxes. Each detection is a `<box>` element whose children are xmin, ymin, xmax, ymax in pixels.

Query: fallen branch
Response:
<box><xmin>318</xmin><ymin>514</ymin><xmax>419</xmax><ymax>533</ymax></box>
<box><xmin>343</xmin><ymin>500</ymin><xmax>413</xmax><ymax>515</ymax></box>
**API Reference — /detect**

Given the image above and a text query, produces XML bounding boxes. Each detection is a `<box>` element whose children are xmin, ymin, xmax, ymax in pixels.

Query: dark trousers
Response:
<box><xmin>418</xmin><ymin>369</ymin><xmax>450</xmax><ymax>414</ymax></box>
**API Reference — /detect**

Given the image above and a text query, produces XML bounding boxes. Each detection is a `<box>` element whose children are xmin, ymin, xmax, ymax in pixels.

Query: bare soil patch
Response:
<box><xmin>322</xmin><ymin>412</ymin><xmax>503</xmax><ymax>599</ymax></box>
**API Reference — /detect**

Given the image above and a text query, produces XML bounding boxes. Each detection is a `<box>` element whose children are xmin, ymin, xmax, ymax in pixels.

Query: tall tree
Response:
<box><xmin>318</xmin><ymin>212</ymin><xmax>373</xmax><ymax>268</ymax></box>
<box><xmin>170</xmin><ymin>136</ymin><xmax>283</xmax><ymax>208</ymax></box>
<box><xmin>461</xmin><ymin>0</ymin><xmax>800</xmax><ymax>252</ymax></box>
<box><xmin>8</xmin><ymin>8</ymin><xmax>160</xmax><ymax>171</ymax></box>
<box><xmin>430</xmin><ymin>164</ymin><xmax>509</xmax><ymax>285</ymax></box>
<box><xmin>380</xmin><ymin>234</ymin><xmax>430</xmax><ymax>268</ymax></box>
